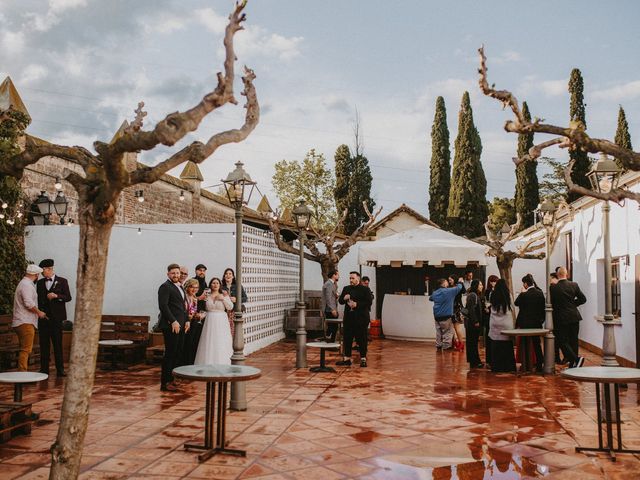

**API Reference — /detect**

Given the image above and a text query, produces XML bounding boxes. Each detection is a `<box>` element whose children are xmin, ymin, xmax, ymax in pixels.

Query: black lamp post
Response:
<box><xmin>52</xmin><ymin>191</ymin><xmax>69</xmax><ymax>224</ymax></box>
<box><xmin>222</xmin><ymin>161</ymin><xmax>255</xmax><ymax>411</ymax></box>
<box><xmin>31</xmin><ymin>191</ymin><xmax>52</xmax><ymax>225</ymax></box>
<box><xmin>587</xmin><ymin>153</ymin><xmax>623</xmax><ymax>367</ymax></box>
<box><xmin>536</xmin><ymin>197</ymin><xmax>558</xmax><ymax>375</ymax></box>
<box><xmin>292</xmin><ymin>199</ymin><xmax>313</xmax><ymax>368</ymax></box>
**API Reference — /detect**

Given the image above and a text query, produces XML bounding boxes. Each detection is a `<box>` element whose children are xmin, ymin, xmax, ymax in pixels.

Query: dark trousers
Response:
<box><xmin>343</xmin><ymin>317</ymin><xmax>368</xmax><ymax>359</ymax></box>
<box><xmin>466</xmin><ymin>325</ymin><xmax>482</xmax><ymax>365</ymax></box>
<box><xmin>325</xmin><ymin>310</ymin><xmax>339</xmax><ymax>341</ymax></box>
<box><xmin>482</xmin><ymin>316</ymin><xmax>492</xmax><ymax>365</ymax></box>
<box><xmin>530</xmin><ymin>336</ymin><xmax>543</xmax><ymax>369</ymax></box>
<box><xmin>39</xmin><ymin>318</ymin><xmax>64</xmax><ymax>373</ymax></box>
<box><xmin>181</xmin><ymin>320</ymin><xmax>203</xmax><ymax>365</ymax></box>
<box><xmin>556</xmin><ymin>322</ymin><xmax>579</xmax><ymax>364</ymax></box>
<box><xmin>491</xmin><ymin>339</ymin><xmax>516</xmax><ymax>373</ymax></box>
<box><xmin>161</xmin><ymin>328</ymin><xmax>185</xmax><ymax>386</ymax></box>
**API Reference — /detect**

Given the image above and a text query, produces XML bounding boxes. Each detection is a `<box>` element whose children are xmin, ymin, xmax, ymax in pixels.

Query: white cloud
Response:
<box><xmin>195</xmin><ymin>7</ymin><xmax>227</xmax><ymax>35</ymax></box>
<box><xmin>49</xmin><ymin>0</ymin><xmax>88</xmax><ymax>14</ymax></box>
<box><xmin>592</xmin><ymin>80</ymin><xmax>640</xmax><ymax>101</ymax></box>
<box><xmin>20</xmin><ymin>65</ymin><xmax>48</xmax><ymax>84</ymax></box>
<box><xmin>235</xmin><ymin>25</ymin><xmax>303</xmax><ymax>62</ymax></box>
<box><xmin>0</xmin><ymin>30</ymin><xmax>25</xmax><ymax>53</ymax></box>
<box><xmin>519</xmin><ymin>76</ymin><xmax>567</xmax><ymax>97</ymax></box>
<box><xmin>540</xmin><ymin>79</ymin><xmax>566</xmax><ymax>96</ymax></box>
<box><xmin>492</xmin><ymin>50</ymin><xmax>522</xmax><ymax>64</ymax></box>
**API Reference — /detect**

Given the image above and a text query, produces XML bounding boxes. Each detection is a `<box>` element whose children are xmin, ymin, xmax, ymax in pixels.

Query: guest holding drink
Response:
<box><xmin>181</xmin><ymin>279</ymin><xmax>205</xmax><ymax>365</ymax></box>
<box><xmin>221</xmin><ymin>267</ymin><xmax>248</xmax><ymax>337</ymax></box>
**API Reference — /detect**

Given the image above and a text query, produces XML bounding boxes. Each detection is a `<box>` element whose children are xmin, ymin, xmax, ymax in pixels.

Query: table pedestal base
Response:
<box><xmin>184</xmin><ymin>380</ymin><xmax>245</xmax><ymax>461</ymax></box>
<box><xmin>309</xmin><ymin>346</ymin><xmax>336</xmax><ymax>373</ymax></box>
<box><xmin>575</xmin><ymin>382</ymin><xmax>640</xmax><ymax>461</ymax></box>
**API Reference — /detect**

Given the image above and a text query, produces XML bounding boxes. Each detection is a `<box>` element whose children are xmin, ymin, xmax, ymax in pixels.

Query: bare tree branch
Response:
<box><xmin>333</xmin><ymin>202</ymin><xmax>382</xmax><ymax>259</ymax></box>
<box><xmin>124</xmin><ymin>102</ymin><xmax>147</xmax><ymax>134</ymax></box>
<box><xmin>512</xmin><ymin>137</ymin><xmax>568</xmax><ymax>166</ymax></box>
<box><xmin>479</xmin><ymin>45</ymin><xmax>640</xmax><ymax>172</ymax></box>
<box><xmin>94</xmin><ymin>1</ymin><xmax>250</xmax><ymax>160</ymax></box>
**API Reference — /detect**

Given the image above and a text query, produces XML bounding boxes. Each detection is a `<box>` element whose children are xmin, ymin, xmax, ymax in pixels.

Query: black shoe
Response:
<box><xmin>360</xmin><ymin>359</ymin><xmax>367</xmax><ymax>368</ymax></box>
<box><xmin>336</xmin><ymin>359</ymin><xmax>352</xmax><ymax>366</ymax></box>
<box><xmin>471</xmin><ymin>363</ymin><xmax>484</xmax><ymax>369</ymax></box>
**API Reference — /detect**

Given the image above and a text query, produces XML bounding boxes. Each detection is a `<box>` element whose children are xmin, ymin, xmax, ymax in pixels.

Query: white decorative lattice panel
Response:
<box><xmin>241</xmin><ymin>225</ymin><xmax>298</xmax><ymax>354</ymax></box>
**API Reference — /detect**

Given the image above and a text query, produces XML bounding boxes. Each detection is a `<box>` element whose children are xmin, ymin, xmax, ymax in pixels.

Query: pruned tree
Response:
<box><xmin>267</xmin><ymin>201</ymin><xmax>382</xmax><ymax>281</ymax></box>
<box><xmin>483</xmin><ymin>214</ymin><xmax>547</xmax><ymax>305</ymax></box>
<box><xmin>428</xmin><ymin>96</ymin><xmax>451</xmax><ymax>228</ymax></box>
<box><xmin>514</xmin><ymin>102</ymin><xmax>539</xmax><ymax>229</ymax></box>
<box><xmin>567</xmin><ymin>68</ymin><xmax>591</xmax><ymax>201</ymax></box>
<box><xmin>479</xmin><ymin>46</ymin><xmax>640</xmax><ymax>205</ymax></box>
<box><xmin>614</xmin><ymin>106</ymin><xmax>632</xmax><ymax>170</ymax></box>
<box><xmin>0</xmin><ymin>3</ymin><xmax>259</xmax><ymax>479</ymax></box>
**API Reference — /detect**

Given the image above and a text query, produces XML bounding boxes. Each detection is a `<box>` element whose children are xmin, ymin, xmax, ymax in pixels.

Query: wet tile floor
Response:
<box><xmin>1</xmin><ymin>339</ymin><xmax>639</xmax><ymax>479</ymax></box>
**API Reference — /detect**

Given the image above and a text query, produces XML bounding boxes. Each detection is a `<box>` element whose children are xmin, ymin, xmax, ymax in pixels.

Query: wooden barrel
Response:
<box><xmin>369</xmin><ymin>319</ymin><xmax>382</xmax><ymax>338</ymax></box>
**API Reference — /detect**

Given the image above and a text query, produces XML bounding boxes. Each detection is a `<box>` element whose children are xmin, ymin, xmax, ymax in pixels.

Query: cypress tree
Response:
<box><xmin>428</xmin><ymin>96</ymin><xmax>451</xmax><ymax>228</ymax></box>
<box><xmin>568</xmin><ymin>68</ymin><xmax>591</xmax><ymax>201</ymax></box>
<box><xmin>333</xmin><ymin>144</ymin><xmax>375</xmax><ymax>235</ymax></box>
<box><xmin>334</xmin><ymin>143</ymin><xmax>351</xmax><ymax>218</ymax></box>
<box><xmin>514</xmin><ymin>102</ymin><xmax>539</xmax><ymax>229</ymax></box>
<box><xmin>614</xmin><ymin>106</ymin><xmax>632</xmax><ymax>170</ymax></box>
<box><xmin>447</xmin><ymin>91</ymin><xmax>488</xmax><ymax>238</ymax></box>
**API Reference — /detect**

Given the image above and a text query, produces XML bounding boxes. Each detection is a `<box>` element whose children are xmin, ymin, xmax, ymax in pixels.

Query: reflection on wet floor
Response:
<box><xmin>0</xmin><ymin>338</ymin><xmax>639</xmax><ymax>479</ymax></box>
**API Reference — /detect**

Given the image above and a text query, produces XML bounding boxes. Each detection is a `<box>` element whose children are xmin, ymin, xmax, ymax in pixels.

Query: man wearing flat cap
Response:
<box><xmin>37</xmin><ymin>259</ymin><xmax>72</xmax><ymax>377</ymax></box>
<box><xmin>12</xmin><ymin>265</ymin><xmax>47</xmax><ymax>371</ymax></box>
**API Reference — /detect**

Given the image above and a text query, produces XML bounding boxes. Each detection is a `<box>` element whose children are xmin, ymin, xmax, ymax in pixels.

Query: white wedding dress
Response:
<box><xmin>194</xmin><ymin>295</ymin><xmax>234</xmax><ymax>365</ymax></box>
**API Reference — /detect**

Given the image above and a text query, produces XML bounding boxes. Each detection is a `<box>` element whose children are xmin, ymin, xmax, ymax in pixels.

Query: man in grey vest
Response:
<box><xmin>322</xmin><ymin>270</ymin><xmax>339</xmax><ymax>342</ymax></box>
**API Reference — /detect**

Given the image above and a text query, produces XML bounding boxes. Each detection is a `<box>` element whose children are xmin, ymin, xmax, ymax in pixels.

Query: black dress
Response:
<box><xmin>465</xmin><ymin>292</ymin><xmax>483</xmax><ymax>367</ymax></box>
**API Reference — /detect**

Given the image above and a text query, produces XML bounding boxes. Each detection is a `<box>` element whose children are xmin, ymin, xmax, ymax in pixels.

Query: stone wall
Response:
<box><xmin>19</xmin><ymin>153</ymin><xmax>234</xmax><ymax>225</ymax></box>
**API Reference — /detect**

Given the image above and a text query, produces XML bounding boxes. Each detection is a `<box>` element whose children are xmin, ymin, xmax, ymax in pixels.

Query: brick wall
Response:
<box><xmin>19</xmin><ymin>154</ymin><xmax>235</xmax><ymax>225</ymax></box>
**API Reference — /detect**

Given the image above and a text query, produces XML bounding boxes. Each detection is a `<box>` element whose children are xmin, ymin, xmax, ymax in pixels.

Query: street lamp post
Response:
<box><xmin>222</xmin><ymin>161</ymin><xmax>256</xmax><ymax>411</ymax></box>
<box><xmin>536</xmin><ymin>197</ymin><xmax>558</xmax><ymax>375</ymax></box>
<box><xmin>587</xmin><ymin>153</ymin><xmax>623</xmax><ymax>367</ymax></box>
<box><xmin>292</xmin><ymin>199</ymin><xmax>313</xmax><ymax>369</ymax></box>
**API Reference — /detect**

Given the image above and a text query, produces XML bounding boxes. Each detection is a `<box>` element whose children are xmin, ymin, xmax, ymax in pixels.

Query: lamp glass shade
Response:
<box><xmin>587</xmin><ymin>153</ymin><xmax>623</xmax><ymax>194</ymax></box>
<box><xmin>292</xmin><ymin>200</ymin><xmax>313</xmax><ymax>229</ymax></box>
<box><xmin>221</xmin><ymin>161</ymin><xmax>256</xmax><ymax>207</ymax></box>
<box><xmin>35</xmin><ymin>191</ymin><xmax>51</xmax><ymax>215</ymax></box>
<box><xmin>52</xmin><ymin>192</ymin><xmax>68</xmax><ymax>216</ymax></box>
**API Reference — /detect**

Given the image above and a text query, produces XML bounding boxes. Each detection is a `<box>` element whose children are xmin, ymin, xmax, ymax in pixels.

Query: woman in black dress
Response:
<box><xmin>465</xmin><ymin>279</ymin><xmax>484</xmax><ymax>368</ymax></box>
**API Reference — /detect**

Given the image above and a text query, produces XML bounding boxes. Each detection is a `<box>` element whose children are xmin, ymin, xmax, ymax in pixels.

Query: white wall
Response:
<box><xmin>487</xmin><ymin>182</ymin><xmax>639</xmax><ymax>364</ymax></box>
<box><xmin>25</xmin><ymin>223</ymin><xmax>297</xmax><ymax>355</ymax></box>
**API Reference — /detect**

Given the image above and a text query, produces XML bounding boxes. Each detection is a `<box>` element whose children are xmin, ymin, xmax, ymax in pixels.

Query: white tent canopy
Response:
<box><xmin>358</xmin><ymin>224</ymin><xmax>488</xmax><ymax>267</ymax></box>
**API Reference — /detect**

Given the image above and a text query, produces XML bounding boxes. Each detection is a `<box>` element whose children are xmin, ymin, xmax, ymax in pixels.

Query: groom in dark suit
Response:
<box><xmin>37</xmin><ymin>258</ymin><xmax>72</xmax><ymax>377</ymax></box>
<box><xmin>158</xmin><ymin>263</ymin><xmax>190</xmax><ymax>392</ymax></box>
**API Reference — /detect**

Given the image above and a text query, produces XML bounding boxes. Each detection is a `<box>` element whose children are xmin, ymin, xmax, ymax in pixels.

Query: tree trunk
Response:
<box><xmin>319</xmin><ymin>258</ymin><xmax>337</xmax><ymax>283</ymax></box>
<box><xmin>49</xmin><ymin>208</ymin><xmax>114</xmax><ymax>479</ymax></box>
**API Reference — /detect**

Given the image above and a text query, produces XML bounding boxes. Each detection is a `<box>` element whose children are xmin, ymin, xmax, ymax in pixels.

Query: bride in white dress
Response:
<box><xmin>194</xmin><ymin>278</ymin><xmax>234</xmax><ymax>365</ymax></box>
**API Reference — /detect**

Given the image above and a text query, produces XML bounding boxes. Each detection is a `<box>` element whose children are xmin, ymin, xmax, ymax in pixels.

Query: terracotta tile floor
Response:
<box><xmin>1</xmin><ymin>340</ymin><xmax>639</xmax><ymax>479</ymax></box>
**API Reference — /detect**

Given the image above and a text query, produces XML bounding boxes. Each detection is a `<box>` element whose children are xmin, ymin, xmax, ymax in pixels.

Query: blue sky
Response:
<box><xmin>1</xmin><ymin>0</ymin><xmax>639</xmax><ymax>216</ymax></box>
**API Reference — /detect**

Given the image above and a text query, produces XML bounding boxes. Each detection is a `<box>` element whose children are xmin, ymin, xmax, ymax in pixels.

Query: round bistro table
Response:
<box><xmin>306</xmin><ymin>342</ymin><xmax>340</xmax><ymax>372</ymax></box>
<box><xmin>173</xmin><ymin>364</ymin><xmax>261</xmax><ymax>462</ymax></box>
<box><xmin>562</xmin><ymin>366</ymin><xmax>640</xmax><ymax>461</ymax></box>
<box><xmin>98</xmin><ymin>339</ymin><xmax>134</xmax><ymax>370</ymax></box>
<box><xmin>501</xmin><ymin>328</ymin><xmax>549</xmax><ymax>375</ymax></box>
<box><xmin>0</xmin><ymin>371</ymin><xmax>48</xmax><ymax>402</ymax></box>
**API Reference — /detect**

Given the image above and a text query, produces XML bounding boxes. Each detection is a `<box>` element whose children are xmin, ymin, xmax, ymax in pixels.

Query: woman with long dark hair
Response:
<box><xmin>489</xmin><ymin>278</ymin><xmax>516</xmax><ymax>373</ymax></box>
<box><xmin>448</xmin><ymin>276</ymin><xmax>465</xmax><ymax>351</ymax></box>
<box><xmin>483</xmin><ymin>275</ymin><xmax>499</xmax><ymax>365</ymax></box>
<box><xmin>465</xmin><ymin>279</ymin><xmax>484</xmax><ymax>368</ymax></box>
<box><xmin>221</xmin><ymin>268</ymin><xmax>248</xmax><ymax>337</ymax></box>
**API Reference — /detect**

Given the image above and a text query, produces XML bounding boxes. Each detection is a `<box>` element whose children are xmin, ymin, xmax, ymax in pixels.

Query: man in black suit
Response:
<box><xmin>158</xmin><ymin>263</ymin><xmax>190</xmax><ymax>391</ymax></box>
<box><xmin>550</xmin><ymin>267</ymin><xmax>587</xmax><ymax>368</ymax></box>
<box><xmin>37</xmin><ymin>258</ymin><xmax>72</xmax><ymax>377</ymax></box>
<box><xmin>336</xmin><ymin>271</ymin><xmax>372</xmax><ymax>368</ymax></box>
<box><xmin>514</xmin><ymin>274</ymin><xmax>546</xmax><ymax>372</ymax></box>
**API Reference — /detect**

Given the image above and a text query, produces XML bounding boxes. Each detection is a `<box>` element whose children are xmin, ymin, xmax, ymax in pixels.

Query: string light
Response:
<box><xmin>0</xmin><ymin>213</ymin><xmax>4</xmax><ymax>220</ymax></box>
<box><xmin>67</xmin><ymin>219</ymin><xmax>74</xmax><ymax>226</ymax></box>
<box><xmin>135</xmin><ymin>190</ymin><xmax>145</xmax><ymax>203</ymax></box>
<box><xmin>54</xmin><ymin>177</ymin><xmax>62</xmax><ymax>190</ymax></box>
<box><xmin>137</xmin><ymin>227</ymin><xmax>142</xmax><ymax>235</ymax></box>
<box><xmin>179</xmin><ymin>190</ymin><xmax>185</xmax><ymax>201</ymax></box>
<box><xmin>189</xmin><ymin>231</ymin><xmax>193</xmax><ymax>238</ymax></box>
<box><xmin>1</xmin><ymin>201</ymin><xmax>7</xmax><ymax>209</ymax></box>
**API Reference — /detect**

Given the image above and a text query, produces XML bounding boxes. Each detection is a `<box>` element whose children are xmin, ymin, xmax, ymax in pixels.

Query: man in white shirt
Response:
<box><xmin>12</xmin><ymin>265</ymin><xmax>47</xmax><ymax>371</ymax></box>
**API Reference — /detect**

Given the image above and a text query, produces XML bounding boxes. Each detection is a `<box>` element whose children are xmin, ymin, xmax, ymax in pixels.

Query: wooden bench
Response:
<box><xmin>0</xmin><ymin>314</ymin><xmax>40</xmax><ymax>372</ymax></box>
<box><xmin>284</xmin><ymin>308</ymin><xmax>324</xmax><ymax>335</ymax></box>
<box><xmin>0</xmin><ymin>402</ymin><xmax>34</xmax><ymax>443</ymax></box>
<box><xmin>99</xmin><ymin>315</ymin><xmax>150</xmax><ymax>366</ymax></box>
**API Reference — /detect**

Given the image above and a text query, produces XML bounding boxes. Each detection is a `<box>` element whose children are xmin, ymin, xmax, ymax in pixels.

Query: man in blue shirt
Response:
<box><xmin>429</xmin><ymin>277</ymin><xmax>463</xmax><ymax>350</ymax></box>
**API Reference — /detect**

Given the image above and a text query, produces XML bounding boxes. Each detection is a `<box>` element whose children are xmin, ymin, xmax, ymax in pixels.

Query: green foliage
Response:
<box><xmin>428</xmin><ymin>96</ymin><xmax>451</xmax><ymax>228</ymax></box>
<box><xmin>614</xmin><ymin>106</ymin><xmax>633</xmax><ymax>170</ymax></box>
<box><xmin>538</xmin><ymin>157</ymin><xmax>568</xmax><ymax>201</ymax></box>
<box><xmin>333</xmin><ymin>144</ymin><xmax>375</xmax><ymax>235</ymax></box>
<box><xmin>514</xmin><ymin>102</ymin><xmax>539</xmax><ymax>229</ymax></box>
<box><xmin>568</xmin><ymin>68</ymin><xmax>591</xmax><ymax>201</ymax></box>
<box><xmin>0</xmin><ymin>110</ymin><xmax>30</xmax><ymax>314</ymax></box>
<box><xmin>488</xmin><ymin>197</ymin><xmax>516</xmax><ymax>231</ymax></box>
<box><xmin>272</xmin><ymin>149</ymin><xmax>337</xmax><ymax>231</ymax></box>
<box><xmin>447</xmin><ymin>91</ymin><xmax>488</xmax><ymax>238</ymax></box>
